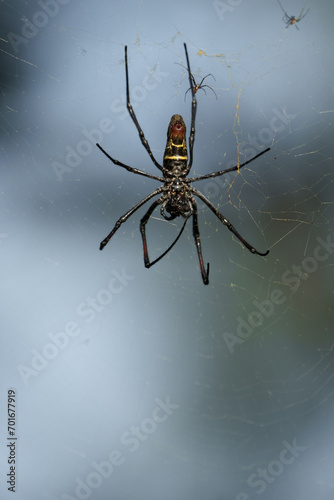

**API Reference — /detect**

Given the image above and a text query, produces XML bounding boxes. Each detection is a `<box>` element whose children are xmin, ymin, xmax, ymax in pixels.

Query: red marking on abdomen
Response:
<box><xmin>171</xmin><ymin>120</ymin><xmax>185</xmax><ymax>138</ymax></box>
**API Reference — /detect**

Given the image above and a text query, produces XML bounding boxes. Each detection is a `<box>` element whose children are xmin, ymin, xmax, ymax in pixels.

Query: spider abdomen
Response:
<box><xmin>163</xmin><ymin>114</ymin><xmax>189</xmax><ymax>176</ymax></box>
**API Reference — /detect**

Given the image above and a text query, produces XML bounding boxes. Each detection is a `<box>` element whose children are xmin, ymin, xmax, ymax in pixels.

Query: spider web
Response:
<box><xmin>1</xmin><ymin>1</ymin><xmax>334</xmax><ymax>499</ymax></box>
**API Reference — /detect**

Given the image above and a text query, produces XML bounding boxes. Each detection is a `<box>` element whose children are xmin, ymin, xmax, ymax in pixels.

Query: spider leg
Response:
<box><xmin>99</xmin><ymin>186</ymin><xmax>164</xmax><ymax>250</ymax></box>
<box><xmin>187</xmin><ymin>147</ymin><xmax>270</xmax><ymax>183</ymax></box>
<box><xmin>140</xmin><ymin>201</ymin><xmax>190</xmax><ymax>268</ymax></box>
<box><xmin>200</xmin><ymin>73</ymin><xmax>216</xmax><ymax>85</ymax></box>
<box><xmin>191</xmin><ymin>199</ymin><xmax>210</xmax><ymax>285</ymax></box>
<box><xmin>190</xmin><ymin>186</ymin><xmax>269</xmax><ymax>257</ymax></box>
<box><xmin>140</xmin><ymin>199</ymin><xmax>162</xmax><ymax>267</ymax></box>
<box><xmin>176</xmin><ymin>61</ymin><xmax>197</xmax><ymax>102</ymax></box>
<box><xmin>96</xmin><ymin>144</ymin><xmax>164</xmax><ymax>182</ymax></box>
<box><xmin>277</xmin><ymin>0</ymin><xmax>294</xmax><ymax>27</ymax></box>
<box><xmin>299</xmin><ymin>8</ymin><xmax>310</xmax><ymax>21</ymax></box>
<box><xmin>184</xmin><ymin>87</ymin><xmax>192</xmax><ymax>102</ymax></box>
<box><xmin>277</xmin><ymin>0</ymin><xmax>289</xmax><ymax>17</ymax></box>
<box><xmin>190</xmin><ymin>73</ymin><xmax>197</xmax><ymax>88</ymax></box>
<box><xmin>297</xmin><ymin>2</ymin><xmax>310</xmax><ymax>21</ymax></box>
<box><xmin>124</xmin><ymin>46</ymin><xmax>163</xmax><ymax>172</ymax></box>
<box><xmin>160</xmin><ymin>208</ymin><xmax>177</xmax><ymax>221</ymax></box>
<box><xmin>183</xmin><ymin>43</ymin><xmax>197</xmax><ymax>169</ymax></box>
<box><xmin>200</xmin><ymin>85</ymin><xmax>217</xmax><ymax>100</ymax></box>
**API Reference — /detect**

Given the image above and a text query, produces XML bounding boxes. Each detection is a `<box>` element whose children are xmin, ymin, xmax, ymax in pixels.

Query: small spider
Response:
<box><xmin>176</xmin><ymin>62</ymin><xmax>217</xmax><ymax>100</ymax></box>
<box><xmin>277</xmin><ymin>0</ymin><xmax>310</xmax><ymax>29</ymax></box>
<box><xmin>96</xmin><ymin>44</ymin><xmax>269</xmax><ymax>285</ymax></box>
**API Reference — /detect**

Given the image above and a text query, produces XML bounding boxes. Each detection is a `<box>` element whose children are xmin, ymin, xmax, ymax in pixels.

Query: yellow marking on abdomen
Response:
<box><xmin>164</xmin><ymin>155</ymin><xmax>188</xmax><ymax>160</ymax></box>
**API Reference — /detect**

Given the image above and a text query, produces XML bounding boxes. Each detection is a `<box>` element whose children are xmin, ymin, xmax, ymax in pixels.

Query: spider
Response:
<box><xmin>176</xmin><ymin>62</ymin><xmax>217</xmax><ymax>100</ymax></box>
<box><xmin>96</xmin><ymin>44</ymin><xmax>270</xmax><ymax>285</ymax></box>
<box><xmin>277</xmin><ymin>0</ymin><xmax>310</xmax><ymax>29</ymax></box>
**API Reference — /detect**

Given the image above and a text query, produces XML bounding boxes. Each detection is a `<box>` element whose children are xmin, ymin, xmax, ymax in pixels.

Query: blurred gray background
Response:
<box><xmin>1</xmin><ymin>0</ymin><xmax>334</xmax><ymax>499</ymax></box>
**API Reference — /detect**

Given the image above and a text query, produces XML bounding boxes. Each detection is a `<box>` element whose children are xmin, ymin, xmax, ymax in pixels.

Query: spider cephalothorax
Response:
<box><xmin>96</xmin><ymin>44</ymin><xmax>269</xmax><ymax>285</ymax></box>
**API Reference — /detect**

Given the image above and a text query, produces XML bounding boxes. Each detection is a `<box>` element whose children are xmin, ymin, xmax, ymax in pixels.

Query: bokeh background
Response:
<box><xmin>1</xmin><ymin>1</ymin><xmax>334</xmax><ymax>499</ymax></box>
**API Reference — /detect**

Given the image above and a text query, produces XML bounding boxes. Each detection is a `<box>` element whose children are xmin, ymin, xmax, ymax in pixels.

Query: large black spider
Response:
<box><xmin>96</xmin><ymin>44</ymin><xmax>270</xmax><ymax>285</ymax></box>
